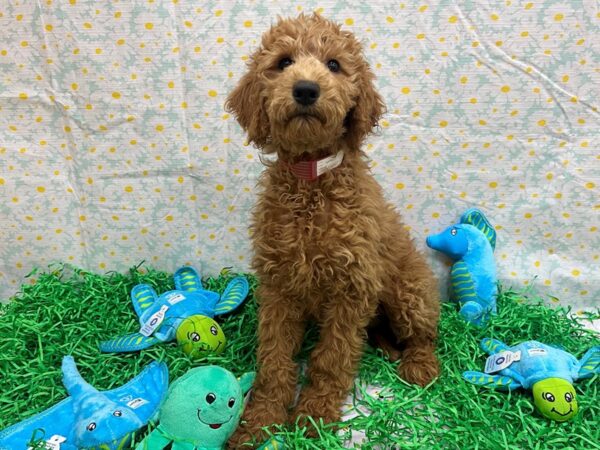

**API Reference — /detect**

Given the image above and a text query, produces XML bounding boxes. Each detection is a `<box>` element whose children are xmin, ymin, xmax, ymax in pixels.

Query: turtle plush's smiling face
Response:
<box><xmin>176</xmin><ymin>315</ymin><xmax>226</xmax><ymax>358</ymax></box>
<box><xmin>532</xmin><ymin>378</ymin><xmax>578</xmax><ymax>422</ymax></box>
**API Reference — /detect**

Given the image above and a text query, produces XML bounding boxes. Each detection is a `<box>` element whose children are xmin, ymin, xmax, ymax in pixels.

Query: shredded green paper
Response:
<box><xmin>0</xmin><ymin>264</ymin><xmax>598</xmax><ymax>449</ymax></box>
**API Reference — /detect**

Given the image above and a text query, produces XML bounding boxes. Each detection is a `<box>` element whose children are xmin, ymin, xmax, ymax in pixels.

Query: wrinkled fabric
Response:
<box><xmin>0</xmin><ymin>1</ymin><xmax>598</xmax><ymax>328</ymax></box>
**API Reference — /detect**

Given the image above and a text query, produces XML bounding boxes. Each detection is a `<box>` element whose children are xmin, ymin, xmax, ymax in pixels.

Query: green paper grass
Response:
<box><xmin>1</xmin><ymin>264</ymin><xmax>598</xmax><ymax>449</ymax></box>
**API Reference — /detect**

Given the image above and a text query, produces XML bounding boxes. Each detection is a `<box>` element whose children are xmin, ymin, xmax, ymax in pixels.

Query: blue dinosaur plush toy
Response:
<box><xmin>463</xmin><ymin>339</ymin><xmax>600</xmax><ymax>421</ymax></box>
<box><xmin>426</xmin><ymin>208</ymin><xmax>497</xmax><ymax>326</ymax></box>
<box><xmin>100</xmin><ymin>266</ymin><xmax>249</xmax><ymax>356</ymax></box>
<box><xmin>0</xmin><ymin>356</ymin><xmax>168</xmax><ymax>450</ymax></box>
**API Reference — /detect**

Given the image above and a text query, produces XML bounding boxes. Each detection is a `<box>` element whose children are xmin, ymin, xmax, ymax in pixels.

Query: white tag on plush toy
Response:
<box><xmin>28</xmin><ymin>435</ymin><xmax>67</xmax><ymax>450</ymax></box>
<box><xmin>527</xmin><ymin>348</ymin><xmax>547</xmax><ymax>357</ymax></box>
<box><xmin>140</xmin><ymin>305</ymin><xmax>169</xmax><ymax>336</ymax></box>
<box><xmin>166</xmin><ymin>292</ymin><xmax>186</xmax><ymax>305</ymax></box>
<box><xmin>127</xmin><ymin>397</ymin><xmax>149</xmax><ymax>409</ymax></box>
<box><xmin>485</xmin><ymin>351</ymin><xmax>521</xmax><ymax>373</ymax></box>
<box><xmin>46</xmin><ymin>435</ymin><xmax>66</xmax><ymax>450</ymax></box>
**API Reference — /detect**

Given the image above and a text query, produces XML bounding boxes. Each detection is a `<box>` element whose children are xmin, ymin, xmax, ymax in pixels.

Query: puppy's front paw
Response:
<box><xmin>228</xmin><ymin>402</ymin><xmax>287</xmax><ymax>449</ymax></box>
<box><xmin>228</xmin><ymin>427</ymin><xmax>258</xmax><ymax>449</ymax></box>
<box><xmin>398</xmin><ymin>347</ymin><xmax>439</xmax><ymax>387</ymax></box>
<box><xmin>291</xmin><ymin>388</ymin><xmax>341</xmax><ymax>437</ymax></box>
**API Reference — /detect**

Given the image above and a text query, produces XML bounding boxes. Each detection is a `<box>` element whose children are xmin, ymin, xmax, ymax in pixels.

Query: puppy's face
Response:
<box><xmin>226</xmin><ymin>14</ymin><xmax>384</xmax><ymax>158</ymax></box>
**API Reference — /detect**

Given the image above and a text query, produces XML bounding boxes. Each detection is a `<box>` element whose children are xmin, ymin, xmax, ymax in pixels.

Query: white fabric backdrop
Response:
<box><xmin>0</xmin><ymin>1</ymin><xmax>598</xmax><ymax>325</ymax></box>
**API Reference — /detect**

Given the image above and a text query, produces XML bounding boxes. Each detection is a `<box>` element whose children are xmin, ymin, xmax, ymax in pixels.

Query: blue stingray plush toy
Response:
<box><xmin>426</xmin><ymin>208</ymin><xmax>497</xmax><ymax>326</ymax></box>
<box><xmin>0</xmin><ymin>356</ymin><xmax>168</xmax><ymax>450</ymax></box>
<box><xmin>463</xmin><ymin>339</ymin><xmax>600</xmax><ymax>421</ymax></box>
<box><xmin>100</xmin><ymin>266</ymin><xmax>249</xmax><ymax>355</ymax></box>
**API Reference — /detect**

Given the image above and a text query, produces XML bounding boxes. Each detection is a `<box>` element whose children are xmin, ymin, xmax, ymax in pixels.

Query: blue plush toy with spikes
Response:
<box><xmin>463</xmin><ymin>339</ymin><xmax>600</xmax><ymax>421</ymax></box>
<box><xmin>100</xmin><ymin>266</ymin><xmax>249</xmax><ymax>357</ymax></box>
<box><xmin>426</xmin><ymin>208</ymin><xmax>498</xmax><ymax>326</ymax></box>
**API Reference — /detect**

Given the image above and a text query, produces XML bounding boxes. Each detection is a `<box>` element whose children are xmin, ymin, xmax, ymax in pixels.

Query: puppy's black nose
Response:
<box><xmin>293</xmin><ymin>80</ymin><xmax>320</xmax><ymax>106</ymax></box>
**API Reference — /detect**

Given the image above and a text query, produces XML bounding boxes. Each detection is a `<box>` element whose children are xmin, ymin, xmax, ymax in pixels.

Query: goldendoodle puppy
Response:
<box><xmin>226</xmin><ymin>13</ymin><xmax>440</xmax><ymax>447</ymax></box>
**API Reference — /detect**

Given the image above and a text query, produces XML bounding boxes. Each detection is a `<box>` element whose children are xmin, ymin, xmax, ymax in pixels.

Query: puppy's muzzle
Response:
<box><xmin>293</xmin><ymin>80</ymin><xmax>320</xmax><ymax>106</ymax></box>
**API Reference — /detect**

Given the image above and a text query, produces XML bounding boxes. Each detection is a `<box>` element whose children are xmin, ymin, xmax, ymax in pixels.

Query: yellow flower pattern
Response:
<box><xmin>0</xmin><ymin>1</ymin><xmax>598</xmax><ymax>329</ymax></box>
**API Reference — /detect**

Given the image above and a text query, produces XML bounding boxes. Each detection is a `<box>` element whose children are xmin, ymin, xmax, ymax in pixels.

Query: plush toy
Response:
<box><xmin>426</xmin><ymin>208</ymin><xmax>498</xmax><ymax>326</ymax></box>
<box><xmin>100</xmin><ymin>266</ymin><xmax>249</xmax><ymax>358</ymax></box>
<box><xmin>176</xmin><ymin>315</ymin><xmax>226</xmax><ymax>357</ymax></box>
<box><xmin>463</xmin><ymin>339</ymin><xmax>600</xmax><ymax>421</ymax></box>
<box><xmin>135</xmin><ymin>365</ymin><xmax>254</xmax><ymax>450</ymax></box>
<box><xmin>0</xmin><ymin>356</ymin><xmax>168</xmax><ymax>450</ymax></box>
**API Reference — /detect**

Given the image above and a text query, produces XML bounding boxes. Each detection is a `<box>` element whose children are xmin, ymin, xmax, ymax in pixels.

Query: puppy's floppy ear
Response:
<box><xmin>344</xmin><ymin>66</ymin><xmax>385</xmax><ymax>150</ymax></box>
<box><xmin>225</xmin><ymin>63</ymin><xmax>270</xmax><ymax>147</ymax></box>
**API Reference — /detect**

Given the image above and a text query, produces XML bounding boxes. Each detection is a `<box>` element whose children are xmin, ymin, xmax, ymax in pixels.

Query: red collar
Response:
<box><xmin>283</xmin><ymin>151</ymin><xmax>344</xmax><ymax>181</ymax></box>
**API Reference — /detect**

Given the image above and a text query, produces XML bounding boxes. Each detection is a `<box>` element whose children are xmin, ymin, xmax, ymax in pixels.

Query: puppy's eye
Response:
<box><xmin>451</xmin><ymin>228</ymin><xmax>457</xmax><ymax>236</ymax></box>
<box><xmin>326</xmin><ymin>59</ymin><xmax>340</xmax><ymax>73</ymax></box>
<box><xmin>278</xmin><ymin>57</ymin><xmax>294</xmax><ymax>70</ymax></box>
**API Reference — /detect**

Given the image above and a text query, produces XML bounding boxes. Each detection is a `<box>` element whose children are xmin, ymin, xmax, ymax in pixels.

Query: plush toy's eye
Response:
<box><xmin>86</xmin><ymin>422</ymin><xmax>97</xmax><ymax>431</ymax></box>
<box><xmin>451</xmin><ymin>228</ymin><xmax>458</xmax><ymax>236</ymax></box>
<box><xmin>565</xmin><ymin>392</ymin><xmax>573</xmax><ymax>402</ymax></box>
<box><xmin>190</xmin><ymin>332</ymin><xmax>201</xmax><ymax>342</ymax></box>
<box><xmin>278</xmin><ymin>57</ymin><xmax>294</xmax><ymax>70</ymax></box>
<box><xmin>206</xmin><ymin>393</ymin><xmax>216</xmax><ymax>404</ymax></box>
<box><xmin>543</xmin><ymin>392</ymin><xmax>555</xmax><ymax>402</ymax></box>
<box><xmin>113</xmin><ymin>410</ymin><xmax>122</xmax><ymax>417</ymax></box>
<box><xmin>210</xmin><ymin>326</ymin><xmax>218</xmax><ymax>336</ymax></box>
<box><xmin>326</xmin><ymin>59</ymin><xmax>340</xmax><ymax>73</ymax></box>
<box><xmin>228</xmin><ymin>397</ymin><xmax>236</xmax><ymax>408</ymax></box>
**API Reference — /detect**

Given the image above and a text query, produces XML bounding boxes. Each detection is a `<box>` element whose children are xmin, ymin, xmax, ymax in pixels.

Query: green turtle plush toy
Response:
<box><xmin>463</xmin><ymin>339</ymin><xmax>600</xmax><ymax>421</ymax></box>
<box><xmin>135</xmin><ymin>366</ymin><xmax>284</xmax><ymax>450</ymax></box>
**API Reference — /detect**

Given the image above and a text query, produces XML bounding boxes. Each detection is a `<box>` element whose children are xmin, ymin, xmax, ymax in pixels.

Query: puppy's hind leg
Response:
<box><xmin>381</xmin><ymin>256</ymin><xmax>441</xmax><ymax>387</ymax></box>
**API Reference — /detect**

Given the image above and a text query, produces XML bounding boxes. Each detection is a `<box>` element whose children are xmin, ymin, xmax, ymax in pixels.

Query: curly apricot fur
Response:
<box><xmin>226</xmin><ymin>14</ymin><xmax>440</xmax><ymax>448</ymax></box>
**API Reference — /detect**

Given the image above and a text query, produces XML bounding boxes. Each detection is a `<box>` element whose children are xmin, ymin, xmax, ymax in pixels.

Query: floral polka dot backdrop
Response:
<box><xmin>0</xmin><ymin>1</ymin><xmax>598</xmax><ymax>321</ymax></box>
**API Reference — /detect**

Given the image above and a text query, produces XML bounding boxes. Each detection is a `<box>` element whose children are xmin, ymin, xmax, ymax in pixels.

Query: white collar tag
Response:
<box><xmin>316</xmin><ymin>151</ymin><xmax>344</xmax><ymax>177</ymax></box>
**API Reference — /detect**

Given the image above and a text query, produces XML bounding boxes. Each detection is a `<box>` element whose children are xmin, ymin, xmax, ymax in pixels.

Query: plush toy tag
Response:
<box><xmin>166</xmin><ymin>292</ymin><xmax>186</xmax><ymax>305</ymax></box>
<box><xmin>527</xmin><ymin>348</ymin><xmax>547</xmax><ymax>357</ymax></box>
<box><xmin>140</xmin><ymin>305</ymin><xmax>169</xmax><ymax>336</ymax></box>
<box><xmin>28</xmin><ymin>435</ymin><xmax>66</xmax><ymax>450</ymax></box>
<box><xmin>127</xmin><ymin>397</ymin><xmax>149</xmax><ymax>409</ymax></box>
<box><xmin>485</xmin><ymin>351</ymin><xmax>521</xmax><ymax>373</ymax></box>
